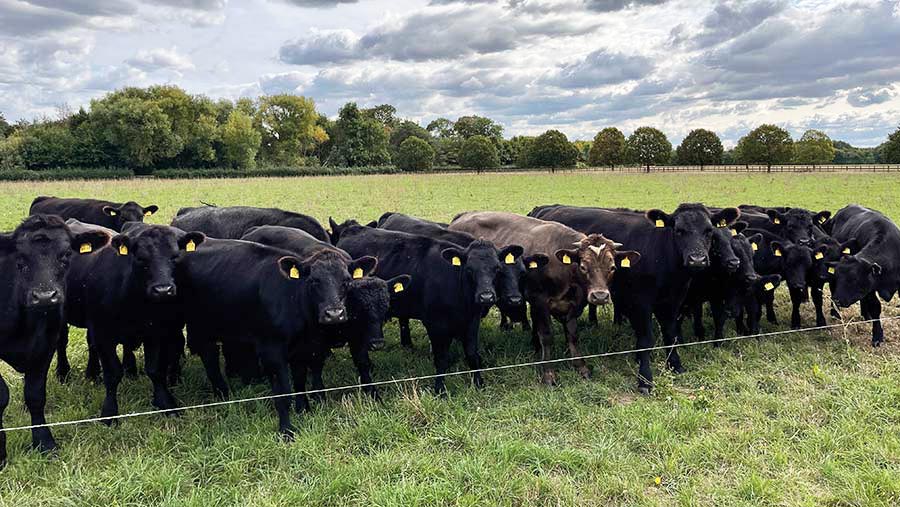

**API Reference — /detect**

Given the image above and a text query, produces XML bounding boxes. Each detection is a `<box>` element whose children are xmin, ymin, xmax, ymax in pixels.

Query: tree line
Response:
<box><xmin>1</xmin><ymin>85</ymin><xmax>898</xmax><ymax>174</ymax></box>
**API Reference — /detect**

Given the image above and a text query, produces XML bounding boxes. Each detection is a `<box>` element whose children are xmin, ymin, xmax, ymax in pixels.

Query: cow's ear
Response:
<box><xmin>645</xmin><ymin>209</ymin><xmax>670</xmax><ymax>228</ymax></box>
<box><xmin>179</xmin><ymin>232</ymin><xmax>206</xmax><ymax>252</ymax></box>
<box><xmin>499</xmin><ymin>245</ymin><xmax>524</xmax><ymax>265</ymax></box>
<box><xmin>839</xmin><ymin>238</ymin><xmax>858</xmax><ymax>256</ymax></box>
<box><xmin>143</xmin><ymin>205</ymin><xmax>159</xmax><ymax>217</ymax></box>
<box><xmin>756</xmin><ymin>274</ymin><xmax>782</xmax><ymax>293</ymax></box>
<box><xmin>614</xmin><ymin>250</ymin><xmax>641</xmax><ymax>268</ymax></box>
<box><xmin>364</xmin><ymin>220</ymin><xmax>377</xmax><ymax>228</ymax></box>
<box><xmin>813</xmin><ymin>244</ymin><xmax>829</xmax><ymax>261</ymax></box>
<box><xmin>823</xmin><ymin>261</ymin><xmax>838</xmax><ymax>279</ymax></box>
<box><xmin>712</xmin><ymin>207</ymin><xmax>740</xmax><ymax>228</ymax></box>
<box><xmin>102</xmin><ymin>205</ymin><xmax>120</xmax><ymax>217</ymax></box>
<box><xmin>110</xmin><ymin>234</ymin><xmax>132</xmax><ymax>256</ymax></box>
<box><xmin>766</xmin><ymin>209</ymin><xmax>785</xmax><ymax>225</ymax></box>
<box><xmin>386</xmin><ymin>274</ymin><xmax>411</xmax><ymax>299</ymax></box>
<box><xmin>731</xmin><ymin>221</ymin><xmax>748</xmax><ymax>235</ymax></box>
<box><xmin>554</xmin><ymin>249</ymin><xmax>579</xmax><ymax>265</ymax></box>
<box><xmin>71</xmin><ymin>230</ymin><xmax>110</xmax><ymax>255</ymax></box>
<box><xmin>277</xmin><ymin>256</ymin><xmax>307</xmax><ymax>281</ymax></box>
<box><xmin>746</xmin><ymin>234</ymin><xmax>763</xmax><ymax>253</ymax></box>
<box><xmin>0</xmin><ymin>233</ymin><xmax>14</xmax><ymax>255</ymax></box>
<box><xmin>348</xmin><ymin>256</ymin><xmax>377</xmax><ymax>279</ymax></box>
<box><xmin>814</xmin><ymin>210</ymin><xmax>831</xmax><ymax>226</ymax></box>
<box><xmin>441</xmin><ymin>248</ymin><xmax>466</xmax><ymax>267</ymax></box>
<box><xmin>523</xmin><ymin>254</ymin><xmax>549</xmax><ymax>270</ymax></box>
<box><xmin>328</xmin><ymin>217</ymin><xmax>339</xmax><ymax>232</ymax></box>
<box><xmin>770</xmin><ymin>240</ymin><xmax>784</xmax><ymax>258</ymax></box>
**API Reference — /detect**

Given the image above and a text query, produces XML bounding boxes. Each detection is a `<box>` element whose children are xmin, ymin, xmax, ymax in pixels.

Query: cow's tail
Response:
<box><xmin>199</xmin><ymin>200</ymin><xmax>218</xmax><ymax>207</ymax></box>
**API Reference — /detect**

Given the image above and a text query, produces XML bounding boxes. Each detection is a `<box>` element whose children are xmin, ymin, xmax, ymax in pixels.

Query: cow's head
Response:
<box><xmin>345</xmin><ymin>274</ymin><xmax>410</xmax><ymax>351</ymax></box>
<box><xmin>769</xmin><ymin>239</ymin><xmax>812</xmax><ymax>292</ymax></box>
<box><xmin>495</xmin><ymin>244</ymin><xmax>527</xmax><ymax>309</ymax></box>
<box><xmin>328</xmin><ymin>217</ymin><xmax>368</xmax><ymax>244</ymax></box>
<box><xmin>711</xmin><ymin>226</ymin><xmax>741</xmax><ymax>275</ymax></box>
<box><xmin>554</xmin><ymin>234</ymin><xmax>640</xmax><ymax>306</ymax></box>
<box><xmin>2</xmin><ymin>214</ymin><xmax>109</xmax><ymax>309</ymax></box>
<box><xmin>442</xmin><ymin>239</ymin><xmax>504</xmax><ymax>307</ymax></box>
<box><xmin>827</xmin><ymin>255</ymin><xmax>882</xmax><ymax>308</ymax></box>
<box><xmin>102</xmin><ymin>201</ymin><xmax>158</xmax><ymax>231</ymax></box>
<box><xmin>729</xmin><ymin>223</ymin><xmax>761</xmax><ymax>285</ymax></box>
<box><xmin>111</xmin><ymin>225</ymin><xmax>205</xmax><ymax>302</ymax></box>
<box><xmin>766</xmin><ymin>208</ymin><xmax>829</xmax><ymax>247</ymax></box>
<box><xmin>647</xmin><ymin>204</ymin><xmax>739</xmax><ymax>271</ymax></box>
<box><xmin>812</xmin><ymin>238</ymin><xmax>857</xmax><ymax>280</ymax></box>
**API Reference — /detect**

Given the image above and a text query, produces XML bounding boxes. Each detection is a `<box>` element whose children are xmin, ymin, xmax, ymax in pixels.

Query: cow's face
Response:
<box><xmin>345</xmin><ymin>277</ymin><xmax>393</xmax><ymax>351</ymax></box>
<box><xmin>711</xmin><ymin>227</ymin><xmax>741</xmax><ymax>274</ymax></box>
<box><xmin>730</xmin><ymin>229</ymin><xmax>761</xmax><ymax>286</ymax></box>
<box><xmin>495</xmin><ymin>245</ymin><xmax>526</xmax><ymax>309</ymax></box>
<box><xmin>2</xmin><ymin>215</ymin><xmax>108</xmax><ymax>309</ymax></box>
<box><xmin>103</xmin><ymin>202</ymin><xmax>158</xmax><ymax>230</ymax></box>
<box><xmin>647</xmin><ymin>204</ymin><xmax>739</xmax><ymax>271</ymax></box>
<box><xmin>829</xmin><ymin>256</ymin><xmax>880</xmax><ymax>308</ymax></box>
<box><xmin>110</xmin><ymin>227</ymin><xmax>204</xmax><ymax>302</ymax></box>
<box><xmin>556</xmin><ymin>234</ymin><xmax>640</xmax><ymax>306</ymax></box>
<box><xmin>328</xmin><ymin>217</ymin><xmax>363</xmax><ymax>244</ymax></box>
<box><xmin>812</xmin><ymin>238</ymin><xmax>856</xmax><ymax>280</ymax></box>
<box><xmin>767</xmin><ymin>209</ymin><xmax>820</xmax><ymax>247</ymax></box>
<box><xmin>443</xmin><ymin>240</ymin><xmax>501</xmax><ymax>307</ymax></box>
<box><xmin>770</xmin><ymin>241</ymin><xmax>812</xmax><ymax>291</ymax></box>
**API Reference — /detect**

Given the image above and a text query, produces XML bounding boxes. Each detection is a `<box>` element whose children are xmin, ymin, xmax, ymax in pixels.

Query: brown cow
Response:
<box><xmin>450</xmin><ymin>211</ymin><xmax>640</xmax><ymax>384</ymax></box>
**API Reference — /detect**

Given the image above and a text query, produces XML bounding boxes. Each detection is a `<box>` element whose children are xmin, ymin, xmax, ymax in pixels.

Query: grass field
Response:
<box><xmin>1</xmin><ymin>172</ymin><xmax>899</xmax><ymax>507</ymax></box>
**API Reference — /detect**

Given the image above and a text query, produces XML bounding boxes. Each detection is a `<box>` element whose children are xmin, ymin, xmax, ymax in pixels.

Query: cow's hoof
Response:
<box><xmin>280</xmin><ymin>425</ymin><xmax>297</xmax><ymax>442</ymax></box>
<box><xmin>578</xmin><ymin>366</ymin><xmax>592</xmax><ymax>380</ymax></box>
<box><xmin>85</xmin><ymin>370</ymin><xmax>101</xmax><ymax>384</ymax></box>
<box><xmin>56</xmin><ymin>366</ymin><xmax>71</xmax><ymax>384</ymax></box>
<box><xmin>32</xmin><ymin>437</ymin><xmax>58</xmax><ymax>454</ymax></box>
<box><xmin>873</xmin><ymin>339</ymin><xmax>884</xmax><ymax>348</ymax></box>
<box><xmin>540</xmin><ymin>371</ymin><xmax>558</xmax><ymax>386</ymax></box>
<box><xmin>637</xmin><ymin>386</ymin><xmax>651</xmax><ymax>396</ymax></box>
<box><xmin>670</xmin><ymin>364</ymin><xmax>685</xmax><ymax>374</ymax></box>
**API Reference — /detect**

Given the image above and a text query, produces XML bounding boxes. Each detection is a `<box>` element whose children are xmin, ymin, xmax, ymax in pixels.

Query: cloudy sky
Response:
<box><xmin>1</xmin><ymin>0</ymin><xmax>898</xmax><ymax>146</ymax></box>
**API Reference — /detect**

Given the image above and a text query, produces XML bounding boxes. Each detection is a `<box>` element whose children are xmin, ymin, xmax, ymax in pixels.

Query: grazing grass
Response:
<box><xmin>1</xmin><ymin>172</ymin><xmax>900</xmax><ymax>506</ymax></box>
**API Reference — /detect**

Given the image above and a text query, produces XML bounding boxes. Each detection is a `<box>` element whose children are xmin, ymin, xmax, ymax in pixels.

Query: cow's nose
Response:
<box><xmin>368</xmin><ymin>338</ymin><xmax>386</xmax><ymax>351</ymax></box>
<box><xmin>30</xmin><ymin>289</ymin><xmax>60</xmax><ymax>306</ymax></box>
<box><xmin>506</xmin><ymin>295</ymin><xmax>524</xmax><ymax>307</ymax></box>
<box><xmin>323</xmin><ymin>307</ymin><xmax>348</xmax><ymax>324</ymax></box>
<box><xmin>726</xmin><ymin>258</ymin><xmax>740</xmax><ymax>272</ymax></box>
<box><xmin>151</xmin><ymin>284</ymin><xmax>176</xmax><ymax>297</ymax></box>
<box><xmin>744</xmin><ymin>273</ymin><xmax>759</xmax><ymax>284</ymax></box>
<box><xmin>687</xmin><ymin>254</ymin><xmax>709</xmax><ymax>268</ymax></box>
<box><xmin>798</xmin><ymin>238</ymin><xmax>811</xmax><ymax>246</ymax></box>
<box><xmin>588</xmin><ymin>290</ymin><xmax>610</xmax><ymax>305</ymax></box>
<box><xmin>478</xmin><ymin>291</ymin><xmax>496</xmax><ymax>304</ymax></box>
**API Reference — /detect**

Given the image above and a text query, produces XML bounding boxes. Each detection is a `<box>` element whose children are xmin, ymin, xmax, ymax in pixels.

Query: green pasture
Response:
<box><xmin>1</xmin><ymin>172</ymin><xmax>899</xmax><ymax>506</ymax></box>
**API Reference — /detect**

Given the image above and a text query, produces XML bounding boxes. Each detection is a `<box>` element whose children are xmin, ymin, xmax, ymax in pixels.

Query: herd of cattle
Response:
<box><xmin>1</xmin><ymin>195</ymin><xmax>898</xmax><ymax>467</ymax></box>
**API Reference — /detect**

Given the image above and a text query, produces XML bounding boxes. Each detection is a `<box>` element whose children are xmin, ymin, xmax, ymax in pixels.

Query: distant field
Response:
<box><xmin>1</xmin><ymin>173</ymin><xmax>899</xmax><ymax>507</ymax></box>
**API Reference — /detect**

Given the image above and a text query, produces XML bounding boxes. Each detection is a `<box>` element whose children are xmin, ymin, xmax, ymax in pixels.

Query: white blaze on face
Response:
<box><xmin>588</xmin><ymin>244</ymin><xmax>604</xmax><ymax>257</ymax></box>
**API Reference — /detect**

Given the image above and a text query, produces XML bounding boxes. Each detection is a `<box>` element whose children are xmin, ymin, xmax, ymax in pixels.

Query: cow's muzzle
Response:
<box><xmin>321</xmin><ymin>306</ymin><xmax>348</xmax><ymax>324</ymax></box>
<box><xmin>588</xmin><ymin>290</ymin><xmax>611</xmax><ymax>305</ymax></box>
<box><xmin>27</xmin><ymin>289</ymin><xmax>61</xmax><ymax>308</ymax></box>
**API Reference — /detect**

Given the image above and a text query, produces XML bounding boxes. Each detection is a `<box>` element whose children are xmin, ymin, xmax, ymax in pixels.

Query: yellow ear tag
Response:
<box><xmin>118</xmin><ymin>245</ymin><xmax>128</xmax><ymax>256</ymax></box>
<box><xmin>655</xmin><ymin>219</ymin><xmax>665</xmax><ymax>228</ymax></box>
<box><xmin>562</xmin><ymin>254</ymin><xmax>572</xmax><ymax>265</ymax></box>
<box><xmin>842</xmin><ymin>247</ymin><xmax>851</xmax><ymax>254</ymax></box>
<box><xmin>352</xmin><ymin>267</ymin><xmax>364</xmax><ymax>279</ymax></box>
<box><xmin>828</xmin><ymin>266</ymin><xmax>835</xmax><ymax>274</ymax></box>
<box><xmin>504</xmin><ymin>253</ymin><xmax>515</xmax><ymax>264</ymax></box>
<box><xmin>393</xmin><ymin>282</ymin><xmax>404</xmax><ymax>293</ymax></box>
<box><xmin>773</xmin><ymin>218</ymin><xmax>781</xmax><ymax>224</ymax></box>
<box><xmin>185</xmin><ymin>240</ymin><xmax>196</xmax><ymax>252</ymax></box>
<box><xmin>764</xmin><ymin>282</ymin><xmax>775</xmax><ymax>291</ymax></box>
<box><xmin>452</xmin><ymin>256</ymin><xmax>461</xmax><ymax>266</ymax></box>
<box><xmin>109</xmin><ymin>210</ymin><xmax>117</xmax><ymax>216</ymax></box>
<box><xmin>528</xmin><ymin>261</ymin><xmax>538</xmax><ymax>269</ymax></box>
<box><xmin>289</xmin><ymin>265</ymin><xmax>300</xmax><ymax>279</ymax></box>
<box><xmin>718</xmin><ymin>219</ymin><xmax>727</xmax><ymax>228</ymax></box>
<box><xmin>819</xmin><ymin>216</ymin><xmax>827</xmax><ymax>224</ymax></box>
<box><xmin>751</xmin><ymin>242</ymin><xmax>758</xmax><ymax>252</ymax></box>
<box><xmin>79</xmin><ymin>243</ymin><xmax>92</xmax><ymax>254</ymax></box>
<box><xmin>815</xmin><ymin>252</ymin><xmax>824</xmax><ymax>260</ymax></box>
<box><xmin>144</xmin><ymin>211</ymin><xmax>153</xmax><ymax>217</ymax></box>
<box><xmin>774</xmin><ymin>249</ymin><xmax>782</xmax><ymax>257</ymax></box>
<box><xmin>730</xmin><ymin>228</ymin><xmax>737</xmax><ymax>236</ymax></box>
<box><xmin>620</xmin><ymin>257</ymin><xmax>631</xmax><ymax>268</ymax></box>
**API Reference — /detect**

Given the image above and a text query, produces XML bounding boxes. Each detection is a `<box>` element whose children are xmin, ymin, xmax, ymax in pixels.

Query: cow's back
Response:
<box><xmin>30</xmin><ymin>196</ymin><xmax>112</xmax><ymax>229</ymax></box>
<box><xmin>379</xmin><ymin>212</ymin><xmax>475</xmax><ymax>246</ymax></box>
<box><xmin>450</xmin><ymin>211</ymin><xmax>581</xmax><ymax>255</ymax></box>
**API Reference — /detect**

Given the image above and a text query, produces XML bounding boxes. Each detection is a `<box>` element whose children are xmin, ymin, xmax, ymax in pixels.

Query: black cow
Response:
<box><xmin>825</xmin><ymin>205</ymin><xmax>900</xmax><ymax>347</ymax></box>
<box><xmin>377</xmin><ymin>212</ymin><xmax>528</xmax><ymax>341</ymax></box>
<box><xmin>172</xmin><ymin>205</ymin><xmax>330</xmax><ymax>242</ymax></box>
<box><xmin>744</xmin><ymin>228</ymin><xmax>813</xmax><ymax>329</ymax></box>
<box><xmin>239</xmin><ymin>225</ymin><xmax>402</xmax><ymax>400</ymax></box>
<box><xmin>738</xmin><ymin>205</ymin><xmax>831</xmax><ymax>247</ymax></box>
<box><xmin>178</xmin><ymin>238</ymin><xmax>360</xmax><ymax>436</ymax></box>
<box><xmin>30</xmin><ymin>196</ymin><xmax>159</xmax><ymax>232</ymax></box>
<box><xmin>336</xmin><ymin>223</ymin><xmax>508</xmax><ymax>394</ymax></box>
<box><xmin>528</xmin><ymin>203</ymin><xmax>740</xmax><ymax>393</ymax></box>
<box><xmin>328</xmin><ymin>217</ymin><xmax>376</xmax><ymax>244</ymax></box>
<box><xmin>64</xmin><ymin>222</ymin><xmax>205</xmax><ymax>422</ymax></box>
<box><xmin>0</xmin><ymin>215</ymin><xmax>108</xmax><ymax>468</ymax></box>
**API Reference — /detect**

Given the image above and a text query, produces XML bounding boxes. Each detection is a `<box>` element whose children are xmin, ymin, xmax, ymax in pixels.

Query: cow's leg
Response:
<box><xmin>308</xmin><ymin>349</ymin><xmax>327</xmax><ymax>404</ymax></box>
<box><xmin>195</xmin><ymin>338</ymin><xmax>228</xmax><ymax>399</ymax></box>
<box><xmin>588</xmin><ymin>304</ymin><xmax>598</xmax><ymax>325</ymax></box>
<box><xmin>860</xmin><ymin>292</ymin><xmax>884</xmax><ymax>347</ymax></box>
<box><xmin>166</xmin><ymin>330</ymin><xmax>185</xmax><ymax>387</ymax></box>
<box><xmin>144</xmin><ymin>337</ymin><xmax>177</xmax><ymax>413</ymax></box>
<box><xmin>429</xmin><ymin>331</ymin><xmax>452</xmax><ymax>396</ymax></box>
<box><xmin>257</xmin><ymin>345</ymin><xmax>296</xmax><ymax>439</ymax></box>
<box><xmin>764</xmin><ymin>291</ymin><xmax>777</xmax><ymax>323</ymax></box>
<box><xmin>691</xmin><ymin>303</ymin><xmax>705</xmax><ymax>340</ymax></box>
<box><xmin>289</xmin><ymin>357</ymin><xmax>310</xmax><ymax>414</ymax></box>
<box><xmin>0</xmin><ymin>373</ymin><xmax>8</xmax><ymax>468</ymax></box>
<box><xmin>810</xmin><ymin>281</ymin><xmax>827</xmax><ymax>327</ymax></box>
<box><xmin>399</xmin><ymin>318</ymin><xmax>413</xmax><ymax>349</ymax></box>
<box><xmin>94</xmin><ymin>329</ymin><xmax>124</xmax><ymax>424</ymax></box>
<box><xmin>747</xmin><ymin>294</ymin><xmax>763</xmax><ymax>336</ymax></box>
<box><xmin>789</xmin><ymin>287</ymin><xmax>804</xmax><ymax>330</ymax></box>
<box><xmin>349</xmin><ymin>336</ymin><xmax>378</xmax><ymax>399</ymax></box>
<box><xmin>710</xmin><ymin>298</ymin><xmax>726</xmax><ymax>346</ymax></box>
<box><xmin>563</xmin><ymin>311</ymin><xmax>591</xmax><ymax>379</ymax></box>
<box><xmin>657</xmin><ymin>311</ymin><xmax>685</xmax><ymax>374</ymax></box>
<box><xmin>735</xmin><ymin>303</ymin><xmax>748</xmax><ymax>335</ymax></box>
<box><xmin>828</xmin><ymin>282</ymin><xmax>841</xmax><ymax>319</ymax></box>
<box><xmin>529</xmin><ymin>300</ymin><xmax>557</xmax><ymax>385</ymax></box>
<box><xmin>84</xmin><ymin>328</ymin><xmax>102</xmax><ymax>383</ymax></box>
<box><xmin>613</xmin><ymin>304</ymin><xmax>624</xmax><ymax>325</ymax></box>
<box><xmin>122</xmin><ymin>342</ymin><xmax>138</xmax><ymax>378</ymax></box>
<box><xmin>55</xmin><ymin>325</ymin><xmax>71</xmax><ymax>383</ymax></box>
<box><xmin>463</xmin><ymin>317</ymin><xmax>485</xmax><ymax>389</ymax></box>
<box><xmin>630</xmin><ymin>309</ymin><xmax>654</xmax><ymax>395</ymax></box>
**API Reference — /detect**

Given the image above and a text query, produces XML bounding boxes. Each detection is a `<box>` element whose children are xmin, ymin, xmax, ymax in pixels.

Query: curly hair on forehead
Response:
<box><xmin>14</xmin><ymin>214</ymin><xmax>69</xmax><ymax>236</ymax></box>
<box><xmin>673</xmin><ymin>203</ymin><xmax>710</xmax><ymax>214</ymax></box>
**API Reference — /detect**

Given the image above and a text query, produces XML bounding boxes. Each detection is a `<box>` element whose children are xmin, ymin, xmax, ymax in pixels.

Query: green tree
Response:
<box><xmin>588</xmin><ymin>127</ymin><xmax>626</xmax><ymax>169</ymax></box>
<box><xmin>453</xmin><ymin>115</ymin><xmax>503</xmax><ymax>143</ymax></box>
<box><xmin>626</xmin><ymin>126</ymin><xmax>672</xmax><ymax>172</ymax></box>
<box><xmin>526</xmin><ymin>130</ymin><xmax>579</xmax><ymax>171</ymax></box>
<box><xmin>675</xmin><ymin>128</ymin><xmax>723</xmax><ymax>170</ymax></box>
<box><xmin>332</xmin><ymin>102</ymin><xmax>391</xmax><ymax>167</ymax></box>
<box><xmin>426</xmin><ymin>118</ymin><xmax>455</xmax><ymax>138</ymax></box>
<box><xmin>735</xmin><ymin>124</ymin><xmax>793</xmax><ymax>172</ymax></box>
<box><xmin>507</xmin><ymin>136</ymin><xmax>535</xmax><ymax>168</ymax></box>
<box><xmin>459</xmin><ymin>135</ymin><xmax>500</xmax><ymax>172</ymax></box>
<box><xmin>832</xmin><ymin>140</ymin><xmax>878</xmax><ymax>164</ymax></box>
<box><xmin>255</xmin><ymin>94</ymin><xmax>326</xmax><ymax>166</ymax></box>
<box><xmin>793</xmin><ymin>129</ymin><xmax>835</xmax><ymax>166</ymax></box>
<box><xmin>89</xmin><ymin>94</ymin><xmax>181</xmax><ymax>171</ymax></box>
<box><xmin>0</xmin><ymin>134</ymin><xmax>25</xmax><ymax>171</ymax></box>
<box><xmin>0</xmin><ymin>113</ymin><xmax>10</xmax><ymax>138</ymax></box>
<box><xmin>363</xmin><ymin>104</ymin><xmax>398</xmax><ymax>129</ymax></box>
<box><xmin>17</xmin><ymin>121</ymin><xmax>76</xmax><ymax>170</ymax></box>
<box><xmin>389</xmin><ymin>120</ymin><xmax>431</xmax><ymax>160</ymax></box>
<box><xmin>572</xmin><ymin>140</ymin><xmax>592</xmax><ymax>165</ymax></box>
<box><xmin>219</xmin><ymin>110</ymin><xmax>262</xmax><ymax>169</ymax></box>
<box><xmin>882</xmin><ymin>126</ymin><xmax>900</xmax><ymax>164</ymax></box>
<box><xmin>396</xmin><ymin>136</ymin><xmax>435</xmax><ymax>172</ymax></box>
